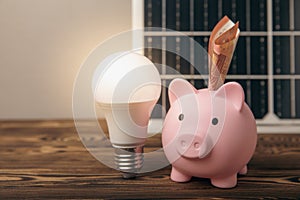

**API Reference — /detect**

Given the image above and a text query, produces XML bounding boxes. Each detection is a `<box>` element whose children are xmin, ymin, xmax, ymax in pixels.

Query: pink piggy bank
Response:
<box><xmin>162</xmin><ymin>78</ymin><xmax>257</xmax><ymax>188</ymax></box>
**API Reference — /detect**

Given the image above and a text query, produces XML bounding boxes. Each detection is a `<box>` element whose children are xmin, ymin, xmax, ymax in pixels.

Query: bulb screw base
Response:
<box><xmin>114</xmin><ymin>145</ymin><xmax>144</xmax><ymax>179</ymax></box>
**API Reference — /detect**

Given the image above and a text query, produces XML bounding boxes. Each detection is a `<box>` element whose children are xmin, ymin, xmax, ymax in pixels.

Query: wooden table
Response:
<box><xmin>0</xmin><ymin>120</ymin><xmax>299</xmax><ymax>199</ymax></box>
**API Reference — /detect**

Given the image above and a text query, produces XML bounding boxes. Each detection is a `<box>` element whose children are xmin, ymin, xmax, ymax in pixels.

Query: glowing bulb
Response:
<box><xmin>92</xmin><ymin>51</ymin><xmax>161</xmax><ymax>178</ymax></box>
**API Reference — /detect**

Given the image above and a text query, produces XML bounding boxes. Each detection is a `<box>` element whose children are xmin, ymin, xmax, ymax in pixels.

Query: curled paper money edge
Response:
<box><xmin>208</xmin><ymin>16</ymin><xmax>240</xmax><ymax>91</ymax></box>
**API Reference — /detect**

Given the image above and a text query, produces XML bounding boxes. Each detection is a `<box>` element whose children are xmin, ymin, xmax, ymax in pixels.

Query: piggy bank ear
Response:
<box><xmin>215</xmin><ymin>82</ymin><xmax>245</xmax><ymax>111</ymax></box>
<box><xmin>168</xmin><ymin>78</ymin><xmax>197</xmax><ymax>105</ymax></box>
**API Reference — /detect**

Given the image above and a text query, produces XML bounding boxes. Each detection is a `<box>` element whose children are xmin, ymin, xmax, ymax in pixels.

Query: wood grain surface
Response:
<box><xmin>0</xmin><ymin>120</ymin><xmax>299</xmax><ymax>199</ymax></box>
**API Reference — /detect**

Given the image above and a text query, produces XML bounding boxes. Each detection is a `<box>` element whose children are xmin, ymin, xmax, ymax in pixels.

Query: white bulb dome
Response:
<box><xmin>93</xmin><ymin>52</ymin><xmax>161</xmax><ymax>104</ymax></box>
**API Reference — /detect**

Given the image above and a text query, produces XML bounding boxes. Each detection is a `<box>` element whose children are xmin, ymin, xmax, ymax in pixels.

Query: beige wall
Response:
<box><xmin>0</xmin><ymin>0</ymin><xmax>132</xmax><ymax>119</ymax></box>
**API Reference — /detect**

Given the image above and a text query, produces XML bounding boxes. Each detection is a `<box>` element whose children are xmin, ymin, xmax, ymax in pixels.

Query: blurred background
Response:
<box><xmin>0</xmin><ymin>0</ymin><xmax>131</xmax><ymax>119</ymax></box>
<box><xmin>0</xmin><ymin>0</ymin><xmax>299</xmax><ymax>132</ymax></box>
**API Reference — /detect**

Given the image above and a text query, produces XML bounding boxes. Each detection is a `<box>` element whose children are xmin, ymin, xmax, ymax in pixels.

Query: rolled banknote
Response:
<box><xmin>208</xmin><ymin>16</ymin><xmax>240</xmax><ymax>90</ymax></box>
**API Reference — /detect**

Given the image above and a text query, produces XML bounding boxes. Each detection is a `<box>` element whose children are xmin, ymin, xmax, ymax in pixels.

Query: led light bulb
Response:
<box><xmin>92</xmin><ymin>52</ymin><xmax>161</xmax><ymax>178</ymax></box>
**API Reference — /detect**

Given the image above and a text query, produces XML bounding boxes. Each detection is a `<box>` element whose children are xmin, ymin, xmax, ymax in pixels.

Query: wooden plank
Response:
<box><xmin>0</xmin><ymin>120</ymin><xmax>299</xmax><ymax>199</ymax></box>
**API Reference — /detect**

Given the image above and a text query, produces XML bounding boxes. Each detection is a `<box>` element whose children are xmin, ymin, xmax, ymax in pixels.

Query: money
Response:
<box><xmin>208</xmin><ymin>16</ymin><xmax>240</xmax><ymax>91</ymax></box>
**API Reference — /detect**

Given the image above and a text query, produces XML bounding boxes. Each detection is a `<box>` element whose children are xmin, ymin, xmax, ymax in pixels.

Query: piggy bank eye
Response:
<box><xmin>178</xmin><ymin>113</ymin><xmax>184</xmax><ymax>121</ymax></box>
<box><xmin>212</xmin><ymin>117</ymin><xmax>218</xmax><ymax>125</ymax></box>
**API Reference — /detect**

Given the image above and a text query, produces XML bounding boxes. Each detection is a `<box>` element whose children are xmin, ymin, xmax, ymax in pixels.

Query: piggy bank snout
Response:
<box><xmin>176</xmin><ymin>134</ymin><xmax>206</xmax><ymax>159</ymax></box>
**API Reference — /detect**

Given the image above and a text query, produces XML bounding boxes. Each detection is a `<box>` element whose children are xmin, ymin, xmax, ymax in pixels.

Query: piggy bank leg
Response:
<box><xmin>211</xmin><ymin>174</ymin><xmax>237</xmax><ymax>188</ymax></box>
<box><xmin>170</xmin><ymin>167</ymin><xmax>191</xmax><ymax>182</ymax></box>
<box><xmin>239</xmin><ymin>165</ymin><xmax>247</xmax><ymax>175</ymax></box>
